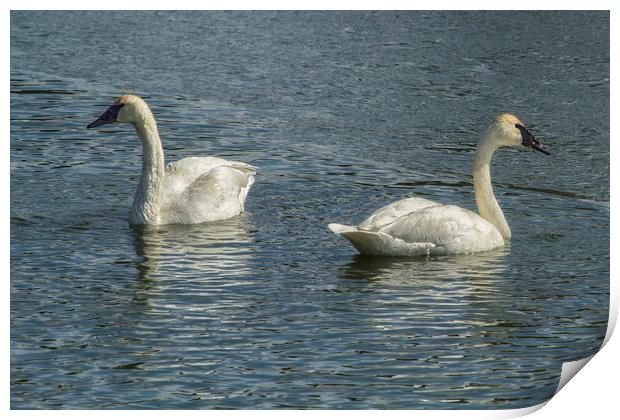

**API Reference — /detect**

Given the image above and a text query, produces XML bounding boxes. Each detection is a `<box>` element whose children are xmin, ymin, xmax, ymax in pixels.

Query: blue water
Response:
<box><xmin>11</xmin><ymin>11</ymin><xmax>609</xmax><ymax>409</ymax></box>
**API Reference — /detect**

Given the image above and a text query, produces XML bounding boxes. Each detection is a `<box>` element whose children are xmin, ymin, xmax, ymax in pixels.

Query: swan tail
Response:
<box><xmin>329</xmin><ymin>224</ymin><xmax>436</xmax><ymax>257</ymax></box>
<box><xmin>328</xmin><ymin>223</ymin><xmax>357</xmax><ymax>234</ymax></box>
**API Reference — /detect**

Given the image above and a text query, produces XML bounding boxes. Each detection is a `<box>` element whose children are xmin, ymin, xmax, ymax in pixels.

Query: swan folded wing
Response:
<box><xmin>335</xmin><ymin>228</ymin><xmax>436</xmax><ymax>256</ymax></box>
<box><xmin>380</xmin><ymin>204</ymin><xmax>504</xmax><ymax>254</ymax></box>
<box><xmin>165</xmin><ymin>157</ymin><xmax>256</xmax><ymax>197</ymax></box>
<box><xmin>177</xmin><ymin>165</ymin><xmax>255</xmax><ymax>223</ymax></box>
<box><xmin>358</xmin><ymin>197</ymin><xmax>439</xmax><ymax>231</ymax></box>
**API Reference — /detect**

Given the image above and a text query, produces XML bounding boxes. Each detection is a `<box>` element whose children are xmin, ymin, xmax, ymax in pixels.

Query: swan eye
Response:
<box><xmin>515</xmin><ymin>123</ymin><xmax>530</xmax><ymax>136</ymax></box>
<box><xmin>109</xmin><ymin>104</ymin><xmax>125</xmax><ymax>113</ymax></box>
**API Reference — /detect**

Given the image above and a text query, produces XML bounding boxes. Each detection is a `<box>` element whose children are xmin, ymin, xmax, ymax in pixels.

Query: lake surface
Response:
<box><xmin>10</xmin><ymin>11</ymin><xmax>609</xmax><ymax>409</ymax></box>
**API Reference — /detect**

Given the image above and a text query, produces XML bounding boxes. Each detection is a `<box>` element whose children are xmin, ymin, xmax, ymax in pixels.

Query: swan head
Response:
<box><xmin>490</xmin><ymin>113</ymin><xmax>550</xmax><ymax>155</ymax></box>
<box><xmin>87</xmin><ymin>94</ymin><xmax>151</xmax><ymax>129</ymax></box>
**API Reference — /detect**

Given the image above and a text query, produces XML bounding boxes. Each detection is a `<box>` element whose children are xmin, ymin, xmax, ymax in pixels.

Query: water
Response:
<box><xmin>10</xmin><ymin>11</ymin><xmax>609</xmax><ymax>409</ymax></box>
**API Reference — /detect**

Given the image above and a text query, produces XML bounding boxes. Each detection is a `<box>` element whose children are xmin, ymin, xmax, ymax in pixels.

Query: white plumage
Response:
<box><xmin>88</xmin><ymin>94</ymin><xmax>256</xmax><ymax>225</ymax></box>
<box><xmin>329</xmin><ymin>113</ymin><xmax>550</xmax><ymax>256</ymax></box>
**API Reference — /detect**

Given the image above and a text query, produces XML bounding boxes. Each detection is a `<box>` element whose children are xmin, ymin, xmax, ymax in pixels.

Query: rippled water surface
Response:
<box><xmin>11</xmin><ymin>11</ymin><xmax>609</xmax><ymax>409</ymax></box>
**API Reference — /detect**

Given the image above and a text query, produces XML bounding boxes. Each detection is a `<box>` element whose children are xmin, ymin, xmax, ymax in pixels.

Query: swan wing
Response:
<box><xmin>164</xmin><ymin>156</ymin><xmax>256</xmax><ymax>200</ymax></box>
<box><xmin>328</xmin><ymin>223</ymin><xmax>435</xmax><ymax>256</ymax></box>
<box><xmin>186</xmin><ymin>166</ymin><xmax>255</xmax><ymax>217</ymax></box>
<box><xmin>161</xmin><ymin>159</ymin><xmax>255</xmax><ymax>224</ymax></box>
<box><xmin>358</xmin><ymin>197</ymin><xmax>439</xmax><ymax>231</ymax></box>
<box><xmin>380</xmin><ymin>204</ymin><xmax>504</xmax><ymax>254</ymax></box>
<box><xmin>330</xmin><ymin>204</ymin><xmax>504</xmax><ymax>256</ymax></box>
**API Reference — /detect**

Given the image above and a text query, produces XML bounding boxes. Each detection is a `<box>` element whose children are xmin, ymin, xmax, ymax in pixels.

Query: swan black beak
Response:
<box><xmin>87</xmin><ymin>104</ymin><xmax>124</xmax><ymax>129</ymax></box>
<box><xmin>517</xmin><ymin>124</ymin><xmax>550</xmax><ymax>155</ymax></box>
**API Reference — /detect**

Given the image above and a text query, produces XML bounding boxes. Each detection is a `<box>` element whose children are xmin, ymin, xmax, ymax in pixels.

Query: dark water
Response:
<box><xmin>10</xmin><ymin>11</ymin><xmax>609</xmax><ymax>409</ymax></box>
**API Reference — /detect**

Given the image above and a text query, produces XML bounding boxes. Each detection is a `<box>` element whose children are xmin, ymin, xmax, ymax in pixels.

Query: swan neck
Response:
<box><xmin>130</xmin><ymin>110</ymin><xmax>164</xmax><ymax>225</ymax></box>
<box><xmin>473</xmin><ymin>135</ymin><xmax>511</xmax><ymax>239</ymax></box>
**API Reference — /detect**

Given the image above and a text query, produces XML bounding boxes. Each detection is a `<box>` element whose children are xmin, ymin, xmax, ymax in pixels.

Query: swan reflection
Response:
<box><xmin>335</xmin><ymin>246</ymin><xmax>535</xmax><ymax>336</ymax></box>
<box><xmin>339</xmin><ymin>247</ymin><xmax>510</xmax><ymax>284</ymax></box>
<box><xmin>131</xmin><ymin>215</ymin><xmax>256</xmax><ymax>285</ymax></box>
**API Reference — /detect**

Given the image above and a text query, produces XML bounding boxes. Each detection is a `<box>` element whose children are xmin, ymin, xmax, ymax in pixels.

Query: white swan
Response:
<box><xmin>328</xmin><ymin>114</ymin><xmax>550</xmax><ymax>256</ymax></box>
<box><xmin>87</xmin><ymin>94</ymin><xmax>256</xmax><ymax>225</ymax></box>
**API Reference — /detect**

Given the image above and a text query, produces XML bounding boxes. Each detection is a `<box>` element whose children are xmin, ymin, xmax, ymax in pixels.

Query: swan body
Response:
<box><xmin>329</xmin><ymin>114</ymin><xmax>550</xmax><ymax>256</ymax></box>
<box><xmin>88</xmin><ymin>94</ymin><xmax>256</xmax><ymax>225</ymax></box>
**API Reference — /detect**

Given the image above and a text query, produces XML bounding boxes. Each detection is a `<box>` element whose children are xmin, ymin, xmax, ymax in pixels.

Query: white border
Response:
<box><xmin>4</xmin><ymin>2</ymin><xmax>616</xmax><ymax>419</ymax></box>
